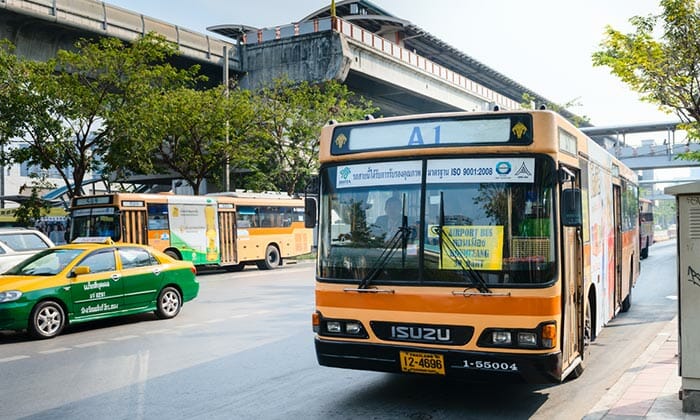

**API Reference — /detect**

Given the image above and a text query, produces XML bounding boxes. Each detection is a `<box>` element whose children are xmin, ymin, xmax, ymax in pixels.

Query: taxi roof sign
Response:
<box><xmin>71</xmin><ymin>237</ymin><xmax>115</xmax><ymax>245</ymax></box>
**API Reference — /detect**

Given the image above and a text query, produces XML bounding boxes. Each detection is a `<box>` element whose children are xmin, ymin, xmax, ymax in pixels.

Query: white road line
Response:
<box><xmin>204</xmin><ymin>318</ymin><xmax>226</xmax><ymax>324</ymax></box>
<box><xmin>253</xmin><ymin>310</ymin><xmax>272</xmax><ymax>315</ymax></box>
<box><xmin>144</xmin><ymin>329</ymin><xmax>171</xmax><ymax>335</ymax></box>
<box><xmin>176</xmin><ymin>323</ymin><xmax>199</xmax><ymax>329</ymax></box>
<box><xmin>110</xmin><ymin>335</ymin><xmax>139</xmax><ymax>341</ymax></box>
<box><xmin>74</xmin><ymin>341</ymin><xmax>107</xmax><ymax>348</ymax></box>
<box><xmin>229</xmin><ymin>314</ymin><xmax>250</xmax><ymax>319</ymax></box>
<box><xmin>0</xmin><ymin>355</ymin><xmax>30</xmax><ymax>363</ymax></box>
<box><xmin>39</xmin><ymin>347</ymin><xmax>71</xmax><ymax>354</ymax></box>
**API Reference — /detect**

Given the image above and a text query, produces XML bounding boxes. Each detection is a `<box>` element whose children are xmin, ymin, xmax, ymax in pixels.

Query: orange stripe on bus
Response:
<box><xmin>316</xmin><ymin>289</ymin><xmax>560</xmax><ymax>316</ymax></box>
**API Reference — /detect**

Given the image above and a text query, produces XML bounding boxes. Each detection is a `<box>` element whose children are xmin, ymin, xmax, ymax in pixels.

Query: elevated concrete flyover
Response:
<box><xmin>0</xmin><ymin>0</ymin><xmax>236</xmax><ymax>83</ymax></box>
<box><xmin>232</xmin><ymin>17</ymin><xmax>524</xmax><ymax>116</ymax></box>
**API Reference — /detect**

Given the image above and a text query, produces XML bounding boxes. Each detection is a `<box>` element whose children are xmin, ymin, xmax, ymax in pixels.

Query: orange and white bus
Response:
<box><xmin>309</xmin><ymin>110</ymin><xmax>639</xmax><ymax>382</ymax></box>
<box><xmin>639</xmin><ymin>198</ymin><xmax>654</xmax><ymax>259</ymax></box>
<box><xmin>69</xmin><ymin>191</ymin><xmax>312</xmax><ymax>270</ymax></box>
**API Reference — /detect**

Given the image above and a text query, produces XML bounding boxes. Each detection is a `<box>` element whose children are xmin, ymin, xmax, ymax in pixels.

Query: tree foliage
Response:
<box><xmin>247</xmin><ymin>78</ymin><xmax>378</xmax><ymax>195</ymax></box>
<box><xmin>124</xmin><ymin>86</ymin><xmax>256</xmax><ymax>194</ymax></box>
<box><xmin>520</xmin><ymin>93</ymin><xmax>591</xmax><ymax>127</ymax></box>
<box><xmin>0</xmin><ymin>33</ymin><xmax>201</xmax><ymax>201</ymax></box>
<box><xmin>592</xmin><ymin>0</ymin><xmax>700</xmax><ymax>157</ymax></box>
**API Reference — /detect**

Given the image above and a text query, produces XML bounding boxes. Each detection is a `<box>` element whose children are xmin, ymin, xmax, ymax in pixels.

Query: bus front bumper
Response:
<box><xmin>315</xmin><ymin>337</ymin><xmax>563</xmax><ymax>383</ymax></box>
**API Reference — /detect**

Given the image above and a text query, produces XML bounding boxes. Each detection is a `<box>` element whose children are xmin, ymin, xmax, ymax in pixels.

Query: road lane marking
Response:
<box><xmin>204</xmin><ymin>318</ymin><xmax>226</xmax><ymax>324</ymax></box>
<box><xmin>0</xmin><ymin>355</ymin><xmax>30</xmax><ymax>363</ymax></box>
<box><xmin>253</xmin><ymin>310</ymin><xmax>271</xmax><ymax>315</ymax></box>
<box><xmin>144</xmin><ymin>329</ymin><xmax>172</xmax><ymax>335</ymax></box>
<box><xmin>39</xmin><ymin>347</ymin><xmax>71</xmax><ymax>354</ymax></box>
<box><xmin>176</xmin><ymin>323</ymin><xmax>199</xmax><ymax>329</ymax></box>
<box><xmin>74</xmin><ymin>341</ymin><xmax>107</xmax><ymax>348</ymax></box>
<box><xmin>229</xmin><ymin>314</ymin><xmax>249</xmax><ymax>319</ymax></box>
<box><xmin>111</xmin><ymin>335</ymin><xmax>139</xmax><ymax>341</ymax></box>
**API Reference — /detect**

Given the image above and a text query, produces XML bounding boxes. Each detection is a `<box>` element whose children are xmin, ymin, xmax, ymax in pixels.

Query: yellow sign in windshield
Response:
<box><xmin>430</xmin><ymin>225</ymin><xmax>504</xmax><ymax>270</ymax></box>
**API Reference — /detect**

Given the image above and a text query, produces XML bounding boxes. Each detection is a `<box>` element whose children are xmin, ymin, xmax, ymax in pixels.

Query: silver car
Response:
<box><xmin>0</xmin><ymin>228</ymin><xmax>55</xmax><ymax>273</ymax></box>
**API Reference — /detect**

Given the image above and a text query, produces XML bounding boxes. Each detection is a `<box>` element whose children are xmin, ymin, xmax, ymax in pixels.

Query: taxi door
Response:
<box><xmin>70</xmin><ymin>249</ymin><xmax>124</xmax><ymax>318</ymax></box>
<box><xmin>117</xmin><ymin>247</ymin><xmax>161</xmax><ymax>310</ymax></box>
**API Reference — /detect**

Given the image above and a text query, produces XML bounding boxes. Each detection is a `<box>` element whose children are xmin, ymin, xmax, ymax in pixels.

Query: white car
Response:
<box><xmin>0</xmin><ymin>228</ymin><xmax>55</xmax><ymax>273</ymax></box>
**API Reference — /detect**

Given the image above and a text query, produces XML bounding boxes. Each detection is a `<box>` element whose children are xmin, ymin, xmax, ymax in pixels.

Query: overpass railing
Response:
<box><xmin>243</xmin><ymin>17</ymin><xmax>520</xmax><ymax>111</ymax></box>
<box><xmin>0</xmin><ymin>0</ymin><xmax>230</xmax><ymax>64</ymax></box>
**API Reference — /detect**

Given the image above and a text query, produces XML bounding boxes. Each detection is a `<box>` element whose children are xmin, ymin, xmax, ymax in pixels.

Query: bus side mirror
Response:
<box><xmin>304</xmin><ymin>197</ymin><xmax>317</xmax><ymax>228</ymax></box>
<box><xmin>561</xmin><ymin>188</ymin><xmax>582</xmax><ymax>227</ymax></box>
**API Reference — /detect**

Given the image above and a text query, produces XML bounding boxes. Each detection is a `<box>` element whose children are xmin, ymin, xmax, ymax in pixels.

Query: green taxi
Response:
<box><xmin>0</xmin><ymin>238</ymin><xmax>199</xmax><ymax>339</ymax></box>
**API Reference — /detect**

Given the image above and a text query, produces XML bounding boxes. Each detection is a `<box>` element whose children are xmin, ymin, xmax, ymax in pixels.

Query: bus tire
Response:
<box><xmin>640</xmin><ymin>239</ymin><xmax>649</xmax><ymax>259</ymax></box>
<box><xmin>257</xmin><ymin>245</ymin><xmax>280</xmax><ymax>270</ymax></box>
<box><xmin>225</xmin><ymin>263</ymin><xmax>245</xmax><ymax>272</ymax></box>
<box><xmin>569</xmin><ymin>295</ymin><xmax>594</xmax><ymax>380</ymax></box>
<box><xmin>165</xmin><ymin>249</ymin><xmax>181</xmax><ymax>260</ymax></box>
<box><xmin>621</xmin><ymin>280</ymin><xmax>633</xmax><ymax>313</ymax></box>
<box><xmin>29</xmin><ymin>300</ymin><xmax>66</xmax><ymax>339</ymax></box>
<box><xmin>155</xmin><ymin>286</ymin><xmax>182</xmax><ymax>319</ymax></box>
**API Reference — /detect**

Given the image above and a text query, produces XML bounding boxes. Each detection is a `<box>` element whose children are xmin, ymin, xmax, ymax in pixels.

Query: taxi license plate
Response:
<box><xmin>399</xmin><ymin>351</ymin><xmax>445</xmax><ymax>375</ymax></box>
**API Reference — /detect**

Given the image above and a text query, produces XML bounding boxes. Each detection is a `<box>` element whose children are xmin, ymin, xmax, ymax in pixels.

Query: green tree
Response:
<box><xmin>592</xmin><ymin>0</ymin><xmax>700</xmax><ymax>157</ymax></box>
<box><xmin>520</xmin><ymin>93</ymin><xmax>591</xmax><ymax>127</ymax></box>
<box><xmin>126</xmin><ymin>86</ymin><xmax>257</xmax><ymax>194</ymax></box>
<box><xmin>249</xmin><ymin>78</ymin><xmax>378</xmax><ymax>195</ymax></box>
<box><xmin>0</xmin><ymin>33</ymin><xmax>201</xmax><ymax>201</ymax></box>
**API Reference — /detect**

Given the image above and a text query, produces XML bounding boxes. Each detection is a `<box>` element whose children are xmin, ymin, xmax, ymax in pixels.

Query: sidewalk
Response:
<box><xmin>584</xmin><ymin>316</ymin><xmax>698</xmax><ymax>419</ymax></box>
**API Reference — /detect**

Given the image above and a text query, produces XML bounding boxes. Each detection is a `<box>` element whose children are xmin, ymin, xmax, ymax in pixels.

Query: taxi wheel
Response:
<box><xmin>155</xmin><ymin>286</ymin><xmax>182</xmax><ymax>319</ymax></box>
<box><xmin>29</xmin><ymin>301</ymin><xmax>66</xmax><ymax>339</ymax></box>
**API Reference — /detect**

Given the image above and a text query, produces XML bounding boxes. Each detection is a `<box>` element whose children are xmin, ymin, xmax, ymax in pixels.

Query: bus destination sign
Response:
<box><xmin>331</xmin><ymin>115</ymin><xmax>533</xmax><ymax>155</ymax></box>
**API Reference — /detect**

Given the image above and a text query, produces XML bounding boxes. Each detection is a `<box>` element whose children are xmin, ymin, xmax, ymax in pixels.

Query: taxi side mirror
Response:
<box><xmin>72</xmin><ymin>266</ymin><xmax>91</xmax><ymax>276</ymax></box>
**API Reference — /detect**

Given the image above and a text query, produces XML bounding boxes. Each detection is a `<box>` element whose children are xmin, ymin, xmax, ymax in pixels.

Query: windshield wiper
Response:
<box><xmin>435</xmin><ymin>192</ymin><xmax>491</xmax><ymax>294</ymax></box>
<box><xmin>359</xmin><ymin>195</ymin><xmax>409</xmax><ymax>289</ymax></box>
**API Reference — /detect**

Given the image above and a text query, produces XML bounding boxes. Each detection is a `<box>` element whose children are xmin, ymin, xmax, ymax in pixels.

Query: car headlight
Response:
<box><xmin>0</xmin><ymin>290</ymin><xmax>23</xmax><ymax>303</ymax></box>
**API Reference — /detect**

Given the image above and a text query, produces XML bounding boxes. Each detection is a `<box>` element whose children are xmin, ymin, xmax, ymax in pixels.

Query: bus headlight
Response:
<box><xmin>517</xmin><ymin>332</ymin><xmax>538</xmax><ymax>347</ymax></box>
<box><xmin>492</xmin><ymin>331</ymin><xmax>512</xmax><ymax>345</ymax></box>
<box><xmin>478</xmin><ymin>321</ymin><xmax>557</xmax><ymax>349</ymax></box>
<box><xmin>327</xmin><ymin>321</ymin><xmax>342</xmax><ymax>333</ymax></box>
<box><xmin>316</xmin><ymin>314</ymin><xmax>369</xmax><ymax>339</ymax></box>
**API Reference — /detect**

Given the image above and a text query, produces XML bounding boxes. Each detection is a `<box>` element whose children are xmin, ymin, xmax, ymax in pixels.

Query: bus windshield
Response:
<box><xmin>71</xmin><ymin>208</ymin><xmax>121</xmax><ymax>242</ymax></box>
<box><xmin>318</xmin><ymin>156</ymin><xmax>557</xmax><ymax>286</ymax></box>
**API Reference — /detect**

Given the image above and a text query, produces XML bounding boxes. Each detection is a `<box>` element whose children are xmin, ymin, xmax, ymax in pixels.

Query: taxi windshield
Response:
<box><xmin>5</xmin><ymin>248</ymin><xmax>84</xmax><ymax>276</ymax></box>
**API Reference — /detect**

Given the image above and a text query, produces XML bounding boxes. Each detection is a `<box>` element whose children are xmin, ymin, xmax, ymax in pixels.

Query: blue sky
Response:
<box><xmin>106</xmin><ymin>0</ymin><xmax>673</xmax><ymax>135</ymax></box>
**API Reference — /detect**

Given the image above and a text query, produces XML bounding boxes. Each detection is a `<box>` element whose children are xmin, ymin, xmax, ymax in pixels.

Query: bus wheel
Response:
<box><xmin>165</xmin><ymin>249</ymin><xmax>180</xmax><ymax>260</ymax></box>
<box><xmin>640</xmin><ymin>240</ymin><xmax>649</xmax><ymax>259</ymax></box>
<box><xmin>257</xmin><ymin>245</ymin><xmax>280</xmax><ymax>270</ymax></box>
<box><xmin>225</xmin><ymin>263</ymin><xmax>245</xmax><ymax>272</ymax></box>
<box><xmin>29</xmin><ymin>301</ymin><xmax>66</xmax><ymax>339</ymax></box>
<box><xmin>621</xmin><ymin>278</ymin><xmax>633</xmax><ymax>313</ymax></box>
<box><xmin>569</xmin><ymin>298</ymin><xmax>592</xmax><ymax>380</ymax></box>
<box><xmin>155</xmin><ymin>286</ymin><xmax>182</xmax><ymax>319</ymax></box>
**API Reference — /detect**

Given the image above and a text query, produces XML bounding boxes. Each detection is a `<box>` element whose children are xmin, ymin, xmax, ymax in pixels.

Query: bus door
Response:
<box><xmin>121</xmin><ymin>209</ymin><xmax>148</xmax><ymax>245</ymax></box>
<box><xmin>218</xmin><ymin>206</ymin><xmax>237</xmax><ymax>265</ymax></box>
<box><xmin>561</xmin><ymin>165</ymin><xmax>583</xmax><ymax>369</ymax></box>
<box><xmin>613</xmin><ymin>185</ymin><xmax>622</xmax><ymax>312</ymax></box>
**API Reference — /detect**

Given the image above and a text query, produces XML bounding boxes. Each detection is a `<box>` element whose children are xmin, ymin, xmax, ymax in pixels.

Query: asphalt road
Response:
<box><xmin>0</xmin><ymin>241</ymin><xmax>678</xmax><ymax>419</ymax></box>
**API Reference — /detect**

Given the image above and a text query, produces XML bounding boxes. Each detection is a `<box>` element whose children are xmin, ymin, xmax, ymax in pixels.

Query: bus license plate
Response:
<box><xmin>399</xmin><ymin>351</ymin><xmax>445</xmax><ymax>375</ymax></box>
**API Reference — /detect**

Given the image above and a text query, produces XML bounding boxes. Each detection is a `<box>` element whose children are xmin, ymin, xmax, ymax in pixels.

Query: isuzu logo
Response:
<box><xmin>390</xmin><ymin>326</ymin><xmax>451</xmax><ymax>342</ymax></box>
<box><xmin>370</xmin><ymin>321</ymin><xmax>474</xmax><ymax>346</ymax></box>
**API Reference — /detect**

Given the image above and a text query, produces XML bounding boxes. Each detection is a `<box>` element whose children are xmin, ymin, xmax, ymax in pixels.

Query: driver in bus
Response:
<box><xmin>373</xmin><ymin>197</ymin><xmax>403</xmax><ymax>239</ymax></box>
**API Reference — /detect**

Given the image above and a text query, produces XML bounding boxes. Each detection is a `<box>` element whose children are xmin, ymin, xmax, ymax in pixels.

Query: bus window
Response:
<box><xmin>147</xmin><ymin>204</ymin><xmax>168</xmax><ymax>230</ymax></box>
